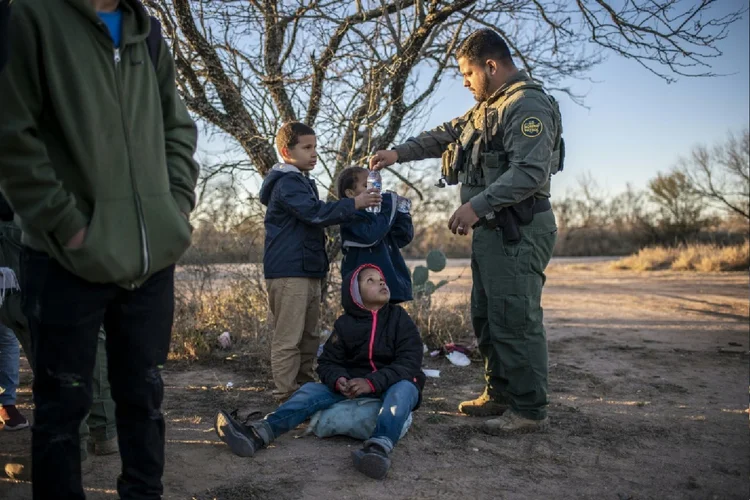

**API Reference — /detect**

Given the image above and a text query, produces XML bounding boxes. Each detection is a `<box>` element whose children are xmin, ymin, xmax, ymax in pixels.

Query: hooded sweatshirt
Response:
<box><xmin>317</xmin><ymin>264</ymin><xmax>426</xmax><ymax>407</ymax></box>
<box><xmin>0</xmin><ymin>0</ymin><xmax>199</xmax><ymax>288</ymax></box>
<box><xmin>259</xmin><ymin>163</ymin><xmax>357</xmax><ymax>279</ymax></box>
<box><xmin>340</xmin><ymin>192</ymin><xmax>414</xmax><ymax>303</ymax></box>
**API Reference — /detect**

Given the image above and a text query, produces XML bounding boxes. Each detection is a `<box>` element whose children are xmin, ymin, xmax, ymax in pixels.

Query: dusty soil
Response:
<box><xmin>2</xmin><ymin>261</ymin><xmax>748</xmax><ymax>499</ymax></box>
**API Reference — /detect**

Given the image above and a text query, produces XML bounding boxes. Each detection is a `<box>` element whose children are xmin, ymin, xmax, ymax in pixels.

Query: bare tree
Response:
<box><xmin>648</xmin><ymin>171</ymin><xmax>711</xmax><ymax>242</ymax></box>
<box><xmin>680</xmin><ymin>128</ymin><xmax>750</xmax><ymax>220</ymax></box>
<box><xmin>145</xmin><ymin>0</ymin><xmax>745</xmax><ymax>189</ymax></box>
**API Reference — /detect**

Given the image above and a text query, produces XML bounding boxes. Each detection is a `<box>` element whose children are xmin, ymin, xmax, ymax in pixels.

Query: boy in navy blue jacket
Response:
<box><xmin>337</xmin><ymin>167</ymin><xmax>414</xmax><ymax>303</ymax></box>
<box><xmin>259</xmin><ymin>123</ymin><xmax>380</xmax><ymax>401</ymax></box>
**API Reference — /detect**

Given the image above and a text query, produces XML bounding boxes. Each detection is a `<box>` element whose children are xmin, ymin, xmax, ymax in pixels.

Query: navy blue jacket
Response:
<box><xmin>340</xmin><ymin>192</ymin><xmax>414</xmax><ymax>303</ymax></box>
<box><xmin>0</xmin><ymin>0</ymin><xmax>9</xmax><ymax>72</ymax></box>
<box><xmin>260</xmin><ymin>164</ymin><xmax>357</xmax><ymax>279</ymax></box>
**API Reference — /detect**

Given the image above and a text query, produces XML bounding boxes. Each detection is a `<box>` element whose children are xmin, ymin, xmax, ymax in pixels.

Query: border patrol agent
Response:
<box><xmin>371</xmin><ymin>29</ymin><xmax>564</xmax><ymax>435</ymax></box>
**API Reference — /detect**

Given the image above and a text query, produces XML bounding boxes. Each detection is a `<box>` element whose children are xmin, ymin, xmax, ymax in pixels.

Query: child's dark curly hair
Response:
<box><xmin>336</xmin><ymin>166</ymin><xmax>368</xmax><ymax>199</ymax></box>
<box><xmin>275</xmin><ymin>122</ymin><xmax>316</xmax><ymax>153</ymax></box>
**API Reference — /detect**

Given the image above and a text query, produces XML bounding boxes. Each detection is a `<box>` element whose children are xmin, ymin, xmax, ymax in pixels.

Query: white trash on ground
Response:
<box><xmin>422</xmin><ymin>368</ymin><xmax>441</xmax><ymax>378</ymax></box>
<box><xmin>446</xmin><ymin>351</ymin><xmax>471</xmax><ymax>367</ymax></box>
<box><xmin>218</xmin><ymin>331</ymin><xmax>232</xmax><ymax>349</ymax></box>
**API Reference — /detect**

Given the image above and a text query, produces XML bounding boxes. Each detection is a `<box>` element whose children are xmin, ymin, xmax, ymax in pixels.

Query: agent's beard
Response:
<box><xmin>473</xmin><ymin>72</ymin><xmax>491</xmax><ymax>102</ymax></box>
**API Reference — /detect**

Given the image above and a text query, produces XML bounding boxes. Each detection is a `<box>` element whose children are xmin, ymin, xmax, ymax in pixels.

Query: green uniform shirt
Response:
<box><xmin>393</xmin><ymin>71</ymin><xmax>559</xmax><ymax>218</ymax></box>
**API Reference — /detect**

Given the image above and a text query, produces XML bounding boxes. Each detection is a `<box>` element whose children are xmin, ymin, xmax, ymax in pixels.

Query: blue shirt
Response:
<box><xmin>97</xmin><ymin>10</ymin><xmax>123</xmax><ymax>48</ymax></box>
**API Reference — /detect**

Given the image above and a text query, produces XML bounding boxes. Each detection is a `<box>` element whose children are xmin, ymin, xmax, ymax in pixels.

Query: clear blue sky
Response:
<box><xmin>425</xmin><ymin>5</ymin><xmax>750</xmax><ymax>197</ymax></box>
<box><xmin>199</xmin><ymin>4</ymin><xmax>749</xmax><ymax>199</ymax></box>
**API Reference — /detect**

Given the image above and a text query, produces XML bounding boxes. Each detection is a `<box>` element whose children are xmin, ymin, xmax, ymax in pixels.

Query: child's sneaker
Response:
<box><xmin>0</xmin><ymin>405</ymin><xmax>29</xmax><ymax>431</ymax></box>
<box><xmin>214</xmin><ymin>410</ymin><xmax>267</xmax><ymax>457</ymax></box>
<box><xmin>352</xmin><ymin>443</ymin><xmax>391</xmax><ymax>480</ymax></box>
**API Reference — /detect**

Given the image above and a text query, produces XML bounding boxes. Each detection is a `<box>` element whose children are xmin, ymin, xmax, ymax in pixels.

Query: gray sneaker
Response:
<box><xmin>0</xmin><ymin>405</ymin><xmax>29</xmax><ymax>431</ymax></box>
<box><xmin>352</xmin><ymin>444</ymin><xmax>391</xmax><ymax>480</ymax></box>
<box><xmin>214</xmin><ymin>410</ymin><xmax>266</xmax><ymax>457</ymax></box>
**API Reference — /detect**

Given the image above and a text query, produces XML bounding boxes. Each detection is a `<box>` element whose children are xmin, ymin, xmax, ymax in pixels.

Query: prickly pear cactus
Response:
<box><xmin>426</xmin><ymin>250</ymin><xmax>446</xmax><ymax>272</ymax></box>
<box><xmin>412</xmin><ymin>265</ymin><xmax>429</xmax><ymax>287</ymax></box>
<box><xmin>412</xmin><ymin>250</ymin><xmax>449</xmax><ymax>302</ymax></box>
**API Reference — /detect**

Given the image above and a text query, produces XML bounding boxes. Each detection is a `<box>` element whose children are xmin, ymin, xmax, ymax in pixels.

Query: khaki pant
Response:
<box><xmin>266</xmin><ymin>277</ymin><xmax>321</xmax><ymax>398</ymax></box>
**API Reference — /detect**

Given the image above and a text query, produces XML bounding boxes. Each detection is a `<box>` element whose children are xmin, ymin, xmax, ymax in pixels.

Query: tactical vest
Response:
<box><xmin>446</xmin><ymin>79</ymin><xmax>564</xmax><ymax>188</ymax></box>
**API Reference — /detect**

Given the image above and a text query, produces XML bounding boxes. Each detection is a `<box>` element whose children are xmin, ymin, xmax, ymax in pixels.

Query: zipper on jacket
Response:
<box><xmin>114</xmin><ymin>47</ymin><xmax>151</xmax><ymax>281</ymax></box>
<box><xmin>368</xmin><ymin>311</ymin><xmax>378</xmax><ymax>372</ymax></box>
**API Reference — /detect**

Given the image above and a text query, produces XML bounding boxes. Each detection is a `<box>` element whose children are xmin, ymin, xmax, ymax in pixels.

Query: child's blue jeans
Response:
<box><xmin>264</xmin><ymin>380</ymin><xmax>419</xmax><ymax>452</ymax></box>
<box><xmin>0</xmin><ymin>322</ymin><xmax>19</xmax><ymax>405</ymax></box>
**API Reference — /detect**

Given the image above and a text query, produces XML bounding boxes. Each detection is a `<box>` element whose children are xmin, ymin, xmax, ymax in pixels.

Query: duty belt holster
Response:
<box><xmin>475</xmin><ymin>197</ymin><xmax>551</xmax><ymax>245</ymax></box>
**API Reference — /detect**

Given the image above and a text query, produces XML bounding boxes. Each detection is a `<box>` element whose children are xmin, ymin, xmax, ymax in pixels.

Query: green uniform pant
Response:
<box><xmin>470</xmin><ymin>209</ymin><xmax>557</xmax><ymax>420</ymax></box>
<box><xmin>79</xmin><ymin>329</ymin><xmax>117</xmax><ymax>455</ymax></box>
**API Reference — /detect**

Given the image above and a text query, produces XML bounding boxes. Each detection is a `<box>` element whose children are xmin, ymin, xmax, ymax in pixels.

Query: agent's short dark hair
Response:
<box><xmin>276</xmin><ymin>122</ymin><xmax>316</xmax><ymax>153</ymax></box>
<box><xmin>456</xmin><ymin>29</ymin><xmax>513</xmax><ymax>65</ymax></box>
<box><xmin>336</xmin><ymin>166</ymin><xmax>368</xmax><ymax>199</ymax></box>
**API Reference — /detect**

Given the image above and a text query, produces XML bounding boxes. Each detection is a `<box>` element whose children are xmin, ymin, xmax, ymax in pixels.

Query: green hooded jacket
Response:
<box><xmin>0</xmin><ymin>0</ymin><xmax>199</xmax><ymax>288</ymax></box>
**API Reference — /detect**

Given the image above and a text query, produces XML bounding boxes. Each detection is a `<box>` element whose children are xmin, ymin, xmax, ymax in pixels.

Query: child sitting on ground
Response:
<box><xmin>337</xmin><ymin>166</ymin><xmax>414</xmax><ymax>303</ymax></box>
<box><xmin>259</xmin><ymin>123</ymin><xmax>380</xmax><ymax>402</ymax></box>
<box><xmin>215</xmin><ymin>264</ymin><xmax>426</xmax><ymax>480</ymax></box>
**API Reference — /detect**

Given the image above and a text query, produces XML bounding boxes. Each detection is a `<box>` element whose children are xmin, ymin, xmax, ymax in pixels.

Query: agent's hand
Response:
<box><xmin>65</xmin><ymin>226</ymin><xmax>88</xmax><ymax>249</ymax></box>
<box><xmin>448</xmin><ymin>202</ymin><xmax>479</xmax><ymax>236</ymax></box>
<box><xmin>369</xmin><ymin>150</ymin><xmax>398</xmax><ymax>171</ymax></box>
<box><xmin>354</xmin><ymin>189</ymin><xmax>382</xmax><ymax>210</ymax></box>
<box><xmin>346</xmin><ymin>378</ymin><xmax>373</xmax><ymax>398</ymax></box>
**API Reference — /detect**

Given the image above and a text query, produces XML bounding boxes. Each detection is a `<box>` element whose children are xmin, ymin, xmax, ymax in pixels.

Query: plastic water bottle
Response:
<box><xmin>366</xmin><ymin>169</ymin><xmax>382</xmax><ymax>213</ymax></box>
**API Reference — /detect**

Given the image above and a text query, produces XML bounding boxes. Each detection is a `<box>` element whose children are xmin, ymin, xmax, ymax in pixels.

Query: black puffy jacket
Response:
<box><xmin>317</xmin><ymin>264</ymin><xmax>426</xmax><ymax>407</ymax></box>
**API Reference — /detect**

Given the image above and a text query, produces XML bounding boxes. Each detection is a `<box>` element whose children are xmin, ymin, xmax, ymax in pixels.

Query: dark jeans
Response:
<box><xmin>265</xmin><ymin>381</ymin><xmax>419</xmax><ymax>451</ymax></box>
<box><xmin>22</xmin><ymin>250</ymin><xmax>174</xmax><ymax>500</ymax></box>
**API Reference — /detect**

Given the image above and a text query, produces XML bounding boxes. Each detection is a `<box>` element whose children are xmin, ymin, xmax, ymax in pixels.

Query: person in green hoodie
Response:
<box><xmin>0</xmin><ymin>0</ymin><xmax>199</xmax><ymax>498</ymax></box>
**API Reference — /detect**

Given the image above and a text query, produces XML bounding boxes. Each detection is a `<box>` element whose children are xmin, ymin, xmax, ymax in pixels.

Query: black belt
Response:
<box><xmin>474</xmin><ymin>197</ymin><xmax>552</xmax><ymax>244</ymax></box>
<box><xmin>530</xmin><ymin>197</ymin><xmax>551</xmax><ymax>214</ymax></box>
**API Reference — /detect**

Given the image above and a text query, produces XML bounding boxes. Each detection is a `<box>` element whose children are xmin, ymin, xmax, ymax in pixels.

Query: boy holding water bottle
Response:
<box><xmin>336</xmin><ymin>167</ymin><xmax>415</xmax><ymax>303</ymax></box>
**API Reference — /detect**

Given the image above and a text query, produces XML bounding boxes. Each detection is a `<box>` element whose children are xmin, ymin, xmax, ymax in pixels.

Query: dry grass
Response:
<box><xmin>169</xmin><ymin>262</ymin><xmax>472</xmax><ymax>367</ymax></box>
<box><xmin>611</xmin><ymin>240</ymin><xmax>749</xmax><ymax>272</ymax></box>
<box><xmin>171</xmin><ymin>263</ymin><xmax>272</xmax><ymax>365</ymax></box>
<box><xmin>404</xmin><ymin>295</ymin><xmax>472</xmax><ymax>349</ymax></box>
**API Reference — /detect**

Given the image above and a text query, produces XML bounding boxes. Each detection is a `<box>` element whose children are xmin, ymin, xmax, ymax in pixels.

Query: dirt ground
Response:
<box><xmin>2</xmin><ymin>260</ymin><xmax>748</xmax><ymax>499</ymax></box>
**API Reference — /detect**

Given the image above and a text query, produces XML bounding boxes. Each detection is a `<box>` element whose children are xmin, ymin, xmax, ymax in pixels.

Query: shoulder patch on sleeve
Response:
<box><xmin>521</xmin><ymin>117</ymin><xmax>543</xmax><ymax>138</ymax></box>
